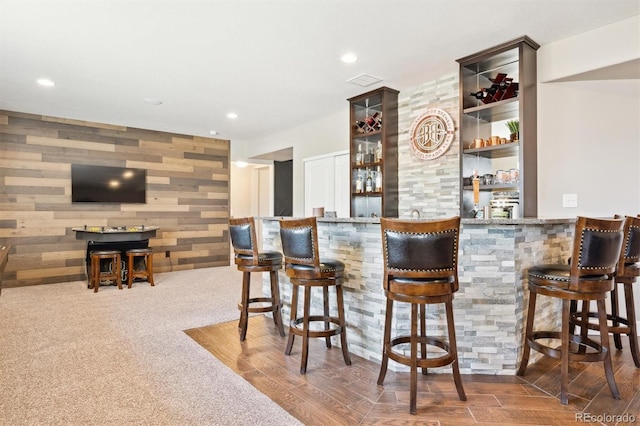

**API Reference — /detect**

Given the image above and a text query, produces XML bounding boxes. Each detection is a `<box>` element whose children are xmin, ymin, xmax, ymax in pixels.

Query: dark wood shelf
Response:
<box><xmin>348</xmin><ymin>87</ymin><xmax>399</xmax><ymax>218</ymax></box>
<box><xmin>462</xmin><ymin>97</ymin><xmax>519</xmax><ymax>122</ymax></box>
<box><xmin>463</xmin><ymin>142</ymin><xmax>519</xmax><ymax>158</ymax></box>
<box><xmin>462</xmin><ymin>183</ymin><xmax>519</xmax><ymax>191</ymax></box>
<box><xmin>352</xmin><ymin>191</ymin><xmax>382</xmax><ymax>197</ymax></box>
<box><xmin>351</xmin><ymin>129</ymin><xmax>383</xmax><ymax>139</ymax></box>
<box><xmin>352</xmin><ymin>161</ymin><xmax>383</xmax><ymax>170</ymax></box>
<box><xmin>457</xmin><ymin>36</ymin><xmax>539</xmax><ymax>219</ymax></box>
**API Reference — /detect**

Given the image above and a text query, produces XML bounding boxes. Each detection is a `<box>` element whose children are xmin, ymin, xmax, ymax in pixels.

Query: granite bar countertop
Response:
<box><xmin>259</xmin><ymin>216</ymin><xmax>575</xmax><ymax>225</ymax></box>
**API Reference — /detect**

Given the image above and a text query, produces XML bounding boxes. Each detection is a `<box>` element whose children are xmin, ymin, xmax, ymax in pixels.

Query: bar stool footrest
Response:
<box><xmin>238</xmin><ymin>297</ymin><xmax>282</xmax><ymax>314</ymax></box>
<box><xmin>289</xmin><ymin>315</ymin><xmax>343</xmax><ymax>338</ymax></box>
<box><xmin>571</xmin><ymin>311</ymin><xmax>632</xmax><ymax>335</ymax></box>
<box><xmin>529</xmin><ymin>330</ymin><xmax>607</xmax><ymax>363</ymax></box>
<box><xmin>386</xmin><ymin>335</ymin><xmax>455</xmax><ymax>368</ymax></box>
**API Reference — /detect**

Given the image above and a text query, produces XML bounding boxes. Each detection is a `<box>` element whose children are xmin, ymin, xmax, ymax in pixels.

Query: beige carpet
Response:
<box><xmin>0</xmin><ymin>266</ymin><xmax>301</xmax><ymax>426</ymax></box>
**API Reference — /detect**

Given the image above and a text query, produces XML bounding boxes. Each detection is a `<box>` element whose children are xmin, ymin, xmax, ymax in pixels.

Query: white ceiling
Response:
<box><xmin>1</xmin><ymin>0</ymin><xmax>638</xmax><ymax>143</ymax></box>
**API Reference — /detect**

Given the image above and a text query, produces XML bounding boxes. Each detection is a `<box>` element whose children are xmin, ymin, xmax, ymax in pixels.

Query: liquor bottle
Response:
<box><xmin>375</xmin><ymin>166</ymin><xmax>382</xmax><ymax>191</ymax></box>
<box><xmin>355</xmin><ymin>172</ymin><xmax>363</xmax><ymax>193</ymax></box>
<box><xmin>375</xmin><ymin>141</ymin><xmax>382</xmax><ymax>163</ymax></box>
<box><xmin>365</xmin><ymin>169</ymin><xmax>373</xmax><ymax>192</ymax></box>
<box><xmin>356</xmin><ymin>144</ymin><xmax>363</xmax><ymax>165</ymax></box>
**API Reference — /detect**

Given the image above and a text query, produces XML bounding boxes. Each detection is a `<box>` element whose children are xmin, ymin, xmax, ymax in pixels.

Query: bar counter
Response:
<box><xmin>260</xmin><ymin>217</ymin><xmax>575</xmax><ymax>375</ymax></box>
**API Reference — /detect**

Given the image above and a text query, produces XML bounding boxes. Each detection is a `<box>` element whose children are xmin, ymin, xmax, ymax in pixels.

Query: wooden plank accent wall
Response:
<box><xmin>0</xmin><ymin>110</ymin><xmax>230</xmax><ymax>288</ymax></box>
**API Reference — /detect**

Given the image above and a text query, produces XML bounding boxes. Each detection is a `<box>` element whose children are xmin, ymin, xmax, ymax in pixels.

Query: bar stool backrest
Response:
<box><xmin>229</xmin><ymin>217</ymin><xmax>259</xmax><ymax>266</ymax></box>
<box><xmin>617</xmin><ymin>215</ymin><xmax>640</xmax><ymax>276</ymax></box>
<box><xmin>381</xmin><ymin>216</ymin><xmax>460</xmax><ymax>284</ymax></box>
<box><xmin>279</xmin><ymin>217</ymin><xmax>321</xmax><ymax>274</ymax></box>
<box><xmin>569</xmin><ymin>216</ymin><xmax>624</xmax><ymax>288</ymax></box>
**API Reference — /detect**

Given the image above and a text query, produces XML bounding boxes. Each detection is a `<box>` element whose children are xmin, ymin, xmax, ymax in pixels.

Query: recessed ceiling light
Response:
<box><xmin>341</xmin><ymin>53</ymin><xmax>358</xmax><ymax>63</ymax></box>
<box><xmin>209</xmin><ymin>130</ymin><xmax>218</xmax><ymax>135</ymax></box>
<box><xmin>143</xmin><ymin>98</ymin><xmax>163</xmax><ymax>105</ymax></box>
<box><xmin>37</xmin><ymin>78</ymin><xmax>55</xmax><ymax>87</ymax></box>
<box><xmin>226</xmin><ymin>112</ymin><xmax>238</xmax><ymax>119</ymax></box>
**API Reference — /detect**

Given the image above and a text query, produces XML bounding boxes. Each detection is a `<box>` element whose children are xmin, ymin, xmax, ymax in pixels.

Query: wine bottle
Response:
<box><xmin>356</xmin><ymin>144</ymin><xmax>363</xmax><ymax>165</ymax></box>
<box><xmin>355</xmin><ymin>172</ymin><xmax>363</xmax><ymax>193</ymax></box>
<box><xmin>470</xmin><ymin>90</ymin><xmax>487</xmax><ymax>100</ymax></box>
<box><xmin>355</xmin><ymin>120</ymin><xmax>366</xmax><ymax>134</ymax></box>
<box><xmin>375</xmin><ymin>166</ymin><xmax>382</xmax><ymax>191</ymax></box>
<box><xmin>365</xmin><ymin>169</ymin><xmax>373</xmax><ymax>192</ymax></box>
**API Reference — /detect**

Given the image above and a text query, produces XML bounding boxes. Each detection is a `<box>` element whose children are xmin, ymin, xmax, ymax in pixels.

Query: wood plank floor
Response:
<box><xmin>185</xmin><ymin>316</ymin><xmax>640</xmax><ymax>425</ymax></box>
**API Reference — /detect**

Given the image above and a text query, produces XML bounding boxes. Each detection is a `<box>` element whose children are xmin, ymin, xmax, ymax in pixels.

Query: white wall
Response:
<box><xmin>536</xmin><ymin>16</ymin><xmax>640</xmax><ymax>217</ymax></box>
<box><xmin>229</xmin><ymin>163</ymin><xmax>253</xmax><ymax>218</ymax></box>
<box><xmin>538</xmin><ymin>15</ymin><xmax>639</xmax><ymax>83</ymax></box>
<box><xmin>537</xmin><ymin>80</ymin><xmax>639</xmax><ymax>217</ymax></box>
<box><xmin>237</xmin><ymin>108</ymin><xmax>348</xmax><ymax>216</ymax></box>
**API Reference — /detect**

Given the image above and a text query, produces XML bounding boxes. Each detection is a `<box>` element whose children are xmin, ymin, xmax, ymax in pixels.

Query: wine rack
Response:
<box><xmin>457</xmin><ymin>36</ymin><xmax>539</xmax><ymax>218</ymax></box>
<box><xmin>348</xmin><ymin>87</ymin><xmax>399</xmax><ymax>218</ymax></box>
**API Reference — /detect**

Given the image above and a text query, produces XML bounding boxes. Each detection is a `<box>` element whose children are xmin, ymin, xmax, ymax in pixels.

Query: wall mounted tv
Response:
<box><xmin>71</xmin><ymin>164</ymin><xmax>146</xmax><ymax>203</ymax></box>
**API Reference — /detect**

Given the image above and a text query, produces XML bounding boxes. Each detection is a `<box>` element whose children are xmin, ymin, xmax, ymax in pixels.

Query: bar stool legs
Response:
<box><xmin>125</xmin><ymin>248</ymin><xmax>154</xmax><ymax>288</ymax></box>
<box><xmin>285</xmin><ymin>280</ymin><xmax>351</xmax><ymax>374</ymax></box>
<box><xmin>377</xmin><ymin>294</ymin><xmax>466</xmax><ymax>414</ymax></box>
<box><xmin>238</xmin><ymin>269</ymin><xmax>285</xmax><ymax>341</ymax></box>
<box><xmin>518</xmin><ymin>289</ymin><xmax>621</xmax><ymax>405</ymax></box>
<box><xmin>89</xmin><ymin>250</ymin><xmax>122</xmax><ymax>293</ymax></box>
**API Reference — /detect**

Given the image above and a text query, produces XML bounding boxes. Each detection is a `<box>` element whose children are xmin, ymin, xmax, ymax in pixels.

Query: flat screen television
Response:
<box><xmin>71</xmin><ymin>164</ymin><xmax>146</xmax><ymax>203</ymax></box>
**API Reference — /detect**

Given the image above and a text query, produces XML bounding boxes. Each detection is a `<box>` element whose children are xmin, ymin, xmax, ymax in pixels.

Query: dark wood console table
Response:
<box><xmin>72</xmin><ymin>226</ymin><xmax>158</xmax><ymax>286</ymax></box>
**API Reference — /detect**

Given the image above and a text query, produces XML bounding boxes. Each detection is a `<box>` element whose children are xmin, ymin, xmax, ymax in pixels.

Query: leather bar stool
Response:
<box><xmin>279</xmin><ymin>217</ymin><xmax>351</xmax><ymax>374</ymax></box>
<box><xmin>229</xmin><ymin>217</ymin><xmax>285</xmax><ymax>341</ymax></box>
<box><xmin>570</xmin><ymin>215</ymin><xmax>640</xmax><ymax>368</ymax></box>
<box><xmin>89</xmin><ymin>250</ymin><xmax>122</xmax><ymax>293</ymax></box>
<box><xmin>125</xmin><ymin>248</ymin><xmax>155</xmax><ymax>288</ymax></box>
<box><xmin>377</xmin><ymin>217</ymin><xmax>466</xmax><ymax>415</ymax></box>
<box><xmin>518</xmin><ymin>216</ymin><xmax>624</xmax><ymax>405</ymax></box>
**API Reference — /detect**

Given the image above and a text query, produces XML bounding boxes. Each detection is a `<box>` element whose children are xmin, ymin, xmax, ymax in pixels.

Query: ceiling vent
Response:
<box><xmin>347</xmin><ymin>73</ymin><xmax>383</xmax><ymax>87</ymax></box>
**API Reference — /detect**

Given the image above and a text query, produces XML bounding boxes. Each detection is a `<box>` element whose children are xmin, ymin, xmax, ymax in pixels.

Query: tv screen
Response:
<box><xmin>71</xmin><ymin>164</ymin><xmax>146</xmax><ymax>203</ymax></box>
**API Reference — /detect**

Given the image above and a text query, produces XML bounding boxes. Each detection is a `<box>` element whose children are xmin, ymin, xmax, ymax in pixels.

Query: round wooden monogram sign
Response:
<box><xmin>409</xmin><ymin>108</ymin><xmax>455</xmax><ymax>160</ymax></box>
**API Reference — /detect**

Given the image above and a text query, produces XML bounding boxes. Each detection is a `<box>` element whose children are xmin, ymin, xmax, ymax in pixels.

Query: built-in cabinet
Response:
<box><xmin>457</xmin><ymin>36</ymin><xmax>539</xmax><ymax>218</ymax></box>
<box><xmin>348</xmin><ymin>86</ymin><xmax>399</xmax><ymax>218</ymax></box>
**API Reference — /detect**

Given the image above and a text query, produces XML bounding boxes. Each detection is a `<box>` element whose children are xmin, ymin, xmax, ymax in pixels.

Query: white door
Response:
<box><xmin>304</xmin><ymin>156</ymin><xmax>335</xmax><ymax>217</ymax></box>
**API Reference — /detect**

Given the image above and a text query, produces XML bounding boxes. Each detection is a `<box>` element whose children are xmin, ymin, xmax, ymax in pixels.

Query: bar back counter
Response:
<box><xmin>260</xmin><ymin>217</ymin><xmax>575</xmax><ymax>375</ymax></box>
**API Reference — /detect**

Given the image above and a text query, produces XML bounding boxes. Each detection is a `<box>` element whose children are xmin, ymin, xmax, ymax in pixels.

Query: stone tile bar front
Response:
<box><xmin>260</xmin><ymin>217</ymin><xmax>574</xmax><ymax>375</ymax></box>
